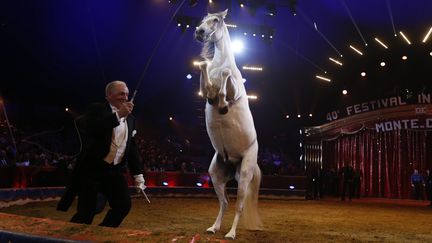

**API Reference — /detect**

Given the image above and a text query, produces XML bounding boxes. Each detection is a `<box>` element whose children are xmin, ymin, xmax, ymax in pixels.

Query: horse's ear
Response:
<box><xmin>221</xmin><ymin>9</ymin><xmax>228</xmax><ymax>19</ymax></box>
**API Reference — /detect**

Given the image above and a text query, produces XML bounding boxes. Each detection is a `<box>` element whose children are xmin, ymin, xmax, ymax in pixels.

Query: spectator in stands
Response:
<box><xmin>57</xmin><ymin>80</ymin><xmax>145</xmax><ymax>228</ymax></box>
<box><xmin>425</xmin><ymin>169</ymin><xmax>432</xmax><ymax>206</ymax></box>
<box><xmin>0</xmin><ymin>149</ymin><xmax>8</xmax><ymax>166</ymax></box>
<box><xmin>410</xmin><ymin>169</ymin><xmax>423</xmax><ymax>200</ymax></box>
<box><xmin>16</xmin><ymin>152</ymin><xmax>30</xmax><ymax>166</ymax></box>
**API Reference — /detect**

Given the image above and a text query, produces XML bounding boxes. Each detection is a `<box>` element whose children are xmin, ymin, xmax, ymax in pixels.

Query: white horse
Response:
<box><xmin>195</xmin><ymin>9</ymin><xmax>262</xmax><ymax>239</ymax></box>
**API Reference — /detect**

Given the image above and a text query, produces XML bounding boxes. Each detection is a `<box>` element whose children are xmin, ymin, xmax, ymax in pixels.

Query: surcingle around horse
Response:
<box><xmin>195</xmin><ymin>9</ymin><xmax>262</xmax><ymax>239</ymax></box>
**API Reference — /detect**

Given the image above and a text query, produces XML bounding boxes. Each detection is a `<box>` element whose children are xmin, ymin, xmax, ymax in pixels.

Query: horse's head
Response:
<box><xmin>195</xmin><ymin>9</ymin><xmax>228</xmax><ymax>43</ymax></box>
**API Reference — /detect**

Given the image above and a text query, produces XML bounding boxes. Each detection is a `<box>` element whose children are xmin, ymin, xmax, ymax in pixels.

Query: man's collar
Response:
<box><xmin>109</xmin><ymin>104</ymin><xmax>118</xmax><ymax>112</ymax></box>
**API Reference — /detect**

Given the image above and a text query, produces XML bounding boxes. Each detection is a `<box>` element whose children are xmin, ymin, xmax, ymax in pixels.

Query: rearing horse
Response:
<box><xmin>195</xmin><ymin>9</ymin><xmax>262</xmax><ymax>239</ymax></box>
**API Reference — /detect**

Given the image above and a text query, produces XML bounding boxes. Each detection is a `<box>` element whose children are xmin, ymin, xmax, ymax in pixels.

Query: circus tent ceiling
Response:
<box><xmin>1</xmin><ymin>0</ymin><xmax>431</xmax><ymax>135</ymax></box>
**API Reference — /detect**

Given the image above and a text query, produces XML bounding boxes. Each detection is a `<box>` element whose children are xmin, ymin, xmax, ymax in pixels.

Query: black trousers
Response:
<box><xmin>341</xmin><ymin>180</ymin><xmax>353</xmax><ymax>200</ymax></box>
<box><xmin>70</xmin><ymin>161</ymin><xmax>131</xmax><ymax>227</ymax></box>
<box><xmin>413</xmin><ymin>181</ymin><xmax>422</xmax><ymax>200</ymax></box>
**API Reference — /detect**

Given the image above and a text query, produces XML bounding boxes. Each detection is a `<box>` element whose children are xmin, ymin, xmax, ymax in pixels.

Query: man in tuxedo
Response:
<box><xmin>57</xmin><ymin>80</ymin><xmax>145</xmax><ymax>227</ymax></box>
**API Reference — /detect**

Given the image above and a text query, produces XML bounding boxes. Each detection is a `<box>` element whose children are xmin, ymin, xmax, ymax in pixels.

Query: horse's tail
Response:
<box><xmin>242</xmin><ymin>163</ymin><xmax>263</xmax><ymax>230</ymax></box>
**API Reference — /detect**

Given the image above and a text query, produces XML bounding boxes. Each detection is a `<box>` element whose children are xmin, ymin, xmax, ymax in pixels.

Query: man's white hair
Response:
<box><xmin>105</xmin><ymin>80</ymin><xmax>126</xmax><ymax>96</ymax></box>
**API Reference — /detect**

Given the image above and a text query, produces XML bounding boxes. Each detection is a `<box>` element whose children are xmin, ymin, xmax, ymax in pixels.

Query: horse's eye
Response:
<box><xmin>213</xmin><ymin>18</ymin><xmax>219</xmax><ymax>23</ymax></box>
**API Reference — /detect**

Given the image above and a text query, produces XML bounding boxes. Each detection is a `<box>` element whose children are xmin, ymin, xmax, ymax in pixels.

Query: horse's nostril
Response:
<box><xmin>196</xmin><ymin>29</ymin><xmax>205</xmax><ymax>35</ymax></box>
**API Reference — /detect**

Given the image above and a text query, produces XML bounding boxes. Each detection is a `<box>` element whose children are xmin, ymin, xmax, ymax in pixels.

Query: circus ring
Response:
<box><xmin>0</xmin><ymin>169</ymin><xmax>432</xmax><ymax>242</ymax></box>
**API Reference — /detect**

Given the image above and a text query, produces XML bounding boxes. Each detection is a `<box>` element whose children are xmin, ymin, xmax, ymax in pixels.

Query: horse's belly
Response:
<box><xmin>205</xmin><ymin>105</ymin><xmax>256</xmax><ymax>158</ymax></box>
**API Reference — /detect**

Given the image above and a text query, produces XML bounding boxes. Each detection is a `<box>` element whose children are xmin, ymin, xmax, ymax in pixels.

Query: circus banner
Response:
<box><xmin>326</xmin><ymin>93</ymin><xmax>432</xmax><ymax>122</ymax></box>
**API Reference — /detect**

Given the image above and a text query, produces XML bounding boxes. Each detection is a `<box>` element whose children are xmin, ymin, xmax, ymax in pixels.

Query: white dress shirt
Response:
<box><xmin>104</xmin><ymin>105</ymin><xmax>128</xmax><ymax>165</ymax></box>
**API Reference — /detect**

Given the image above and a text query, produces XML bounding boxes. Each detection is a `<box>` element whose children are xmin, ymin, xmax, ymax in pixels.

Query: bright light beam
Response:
<box><xmin>316</xmin><ymin>75</ymin><xmax>331</xmax><ymax>82</ymax></box>
<box><xmin>422</xmin><ymin>26</ymin><xmax>432</xmax><ymax>43</ymax></box>
<box><xmin>349</xmin><ymin>45</ymin><xmax>363</xmax><ymax>55</ymax></box>
<box><xmin>297</xmin><ymin>9</ymin><xmax>343</xmax><ymax>57</ymax></box>
<box><xmin>231</xmin><ymin>39</ymin><xmax>244</xmax><ymax>54</ymax></box>
<box><xmin>277</xmin><ymin>39</ymin><xmax>327</xmax><ymax>73</ymax></box>
<box><xmin>243</xmin><ymin>66</ymin><xmax>263</xmax><ymax>71</ymax></box>
<box><xmin>374</xmin><ymin>38</ymin><xmax>389</xmax><ymax>49</ymax></box>
<box><xmin>399</xmin><ymin>31</ymin><xmax>411</xmax><ymax>45</ymax></box>
<box><xmin>385</xmin><ymin>0</ymin><xmax>397</xmax><ymax>36</ymax></box>
<box><xmin>329</xmin><ymin>57</ymin><xmax>343</xmax><ymax>66</ymax></box>
<box><xmin>340</xmin><ymin>0</ymin><xmax>368</xmax><ymax>46</ymax></box>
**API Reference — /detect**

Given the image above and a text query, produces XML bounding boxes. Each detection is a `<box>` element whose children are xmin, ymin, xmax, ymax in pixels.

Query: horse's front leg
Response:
<box><xmin>218</xmin><ymin>69</ymin><xmax>231</xmax><ymax>114</ymax></box>
<box><xmin>198</xmin><ymin>61</ymin><xmax>217</xmax><ymax>103</ymax></box>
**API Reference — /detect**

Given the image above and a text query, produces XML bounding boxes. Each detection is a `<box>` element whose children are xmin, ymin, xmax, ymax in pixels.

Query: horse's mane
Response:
<box><xmin>201</xmin><ymin>41</ymin><xmax>215</xmax><ymax>60</ymax></box>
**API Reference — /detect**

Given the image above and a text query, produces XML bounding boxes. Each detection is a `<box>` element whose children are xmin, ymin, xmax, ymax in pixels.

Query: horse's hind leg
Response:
<box><xmin>207</xmin><ymin>152</ymin><xmax>231</xmax><ymax>234</ymax></box>
<box><xmin>225</xmin><ymin>142</ymin><xmax>260</xmax><ymax>239</ymax></box>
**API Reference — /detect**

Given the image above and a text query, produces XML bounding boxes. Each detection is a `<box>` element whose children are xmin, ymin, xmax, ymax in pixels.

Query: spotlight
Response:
<box><xmin>285</xmin><ymin>114</ymin><xmax>290</xmax><ymax>119</ymax></box>
<box><xmin>402</xmin><ymin>56</ymin><xmax>407</xmax><ymax>60</ymax></box>
<box><xmin>267</xmin><ymin>3</ymin><xmax>276</xmax><ymax>16</ymax></box>
<box><xmin>231</xmin><ymin>39</ymin><xmax>244</xmax><ymax>54</ymax></box>
<box><xmin>316</xmin><ymin>75</ymin><xmax>331</xmax><ymax>82</ymax></box>
<box><xmin>399</xmin><ymin>31</ymin><xmax>411</xmax><ymax>45</ymax></box>
<box><xmin>422</xmin><ymin>26</ymin><xmax>432</xmax><ymax>43</ymax></box>
<box><xmin>196</xmin><ymin>182</ymin><xmax>203</xmax><ymax>187</ymax></box>
<box><xmin>243</xmin><ymin>66</ymin><xmax>263</xmax><ymax>71</ymax></box>
<box><xmin>289</xmin><ymin>185</ymin><xmax>295</xmax><ymax>190</ymax></box>
<box><xmin>374</xmin><ymin>38</ymin><xmax>388</xmax><ymax>49</ymax></box>
<box><xmin>361</xmin><ymin>72</ymin><xmax>366</xmax><ymax>77</ymax></box>
<box><xmin>169</xmin><ymin>116</ymin><xmax>173</xmax><ymax>121</ymax></box>
<box><xmin>329</xmin><ymin>57</ymin><xmax>343</xmax><ymax>66</ymax></box>
<box><xmin>349</xmin><ymin>45</ymin><xmax>363</xmax><ymax>55</ymax></box>
<box><xmin>162</xmin><ymin>182</ymin><xmax>169</xmax><ymax>186</ymax></box>
<box><xmin>380</xmin><ymin>62</ymin><xmax>386</xmax><ymax>67</ymax></box>
<box><xmin>342</xmin><ymin>89</ymin><xmax>348</xmax><ymax>95</ymax></box>
<box><xmin>186</xmin><ymin>74</ymin><xmax>192</xmax><ymax>79</ymax></box>
<box><xmin>65</xmin><ymin>107</ymin><xmax>69</xmax><ymax>112</ymax></box>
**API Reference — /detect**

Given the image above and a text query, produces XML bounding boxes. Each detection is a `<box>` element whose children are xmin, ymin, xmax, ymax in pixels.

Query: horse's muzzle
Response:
<box><xmin>195</xmin><ymin>29</ymin><xmax>206</xmax><ymax>42</ymax></box>
<box><xmin>195</xmin><ymin>33</ymin><xmax>204</xmax><ymax>42</ymax></box>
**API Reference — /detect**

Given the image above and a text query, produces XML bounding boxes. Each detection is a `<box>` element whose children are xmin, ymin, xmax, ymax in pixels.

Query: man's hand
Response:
<box><xmin>118</xmin><ymin>101</ymin><xmax>134</xmax><ymax>118</ymax></box>
<box><xmin>134</xmin><ymin>174</ymin><xmax>146</xmax><ymax>193</ymax></box>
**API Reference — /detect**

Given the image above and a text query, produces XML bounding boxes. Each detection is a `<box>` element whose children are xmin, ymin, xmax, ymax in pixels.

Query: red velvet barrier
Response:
<box><xmin>0</xmin><ymin>167</ymin><xmax>306</xmax><ymax>191</ymax></box>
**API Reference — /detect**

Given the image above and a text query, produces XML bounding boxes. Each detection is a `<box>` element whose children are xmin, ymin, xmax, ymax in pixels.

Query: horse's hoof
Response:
<box><xmin>224</xmin><ymin>232</ymin><xmax>235</xmax><ymax>239</ymax></box>
<box><xmin>218</xmin><ymin>106</ymin><xmax>228</xmax><ymax>114</ymax></box>
<box><xmin>206</xmin><ymin>227</ymin><xmax>216</xmax><ymax>234</ymax></box>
